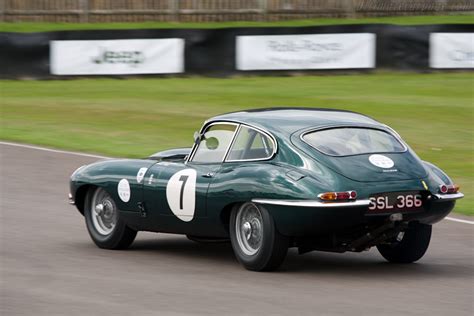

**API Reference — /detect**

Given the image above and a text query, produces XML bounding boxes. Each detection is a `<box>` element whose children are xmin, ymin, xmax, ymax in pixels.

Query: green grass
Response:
<box><xmin>1</xmin><ymin>14</ymin><xmax>472</xmax><ymax>32</ymax></box>
<box><xmin>1</xmin><ymin>73</ymin><xmax>473</xmax><ymax>215</ymax></box>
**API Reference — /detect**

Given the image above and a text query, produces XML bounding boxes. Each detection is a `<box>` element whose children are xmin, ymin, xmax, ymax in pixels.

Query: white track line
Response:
<box><xmin>0</xmin><ymin>141</ymin><xmax>110</xmax><ymax>159</ymax></box>
<box><xmin>1</xmin><ymin>141</ymin><xmax>472</xmax><ymax>224</ymax></box>
<box><xmin>445</xmin><ymin>217</ymin><xmax>474</xmax><ymax>225</ymax></box>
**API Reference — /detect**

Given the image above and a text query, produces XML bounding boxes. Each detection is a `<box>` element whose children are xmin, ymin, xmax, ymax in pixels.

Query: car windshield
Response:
<box><xmin>302</xmin><ymin>127</ymin><xmax>405</xmax><ymax>156</ymax></box>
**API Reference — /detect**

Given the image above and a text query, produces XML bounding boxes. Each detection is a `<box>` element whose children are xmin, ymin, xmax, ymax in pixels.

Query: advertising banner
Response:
<box><xmin>236</xmin><ymin>33</ymin><xmax>376</xmax><ymax>70</ymax></box>
<box><xmin>429</xmin><ymin>33</ymin><xmax>474</xmax><ymax>68</ymax></box>
<box><xmin>2</xmin><ymin>24</ymin><xmax>472</xmax><ymax>78</ymax></box>
<box><xmin>50</xmin><ymin>39</ymin><xmax>185</xmax><ymax>75</ymax></box>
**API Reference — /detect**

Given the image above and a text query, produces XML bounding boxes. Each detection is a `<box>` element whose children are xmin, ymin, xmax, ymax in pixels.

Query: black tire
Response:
<box><xmin>377</xmin><ymin>222</ymin><xmax>432</xmax><ymax>263</ymax></box>
<box><xmin>230</xmin><ymin>202</ymin><xmax>289</xmax><ymax>271</ymax></box>
<box><xmin>84</xmin><ymin>187</ymin><xmax>137</xmax><ymax>250</ymax></box>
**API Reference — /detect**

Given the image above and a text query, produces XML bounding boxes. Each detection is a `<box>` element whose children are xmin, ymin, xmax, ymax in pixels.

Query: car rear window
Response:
<box><xmin>302</xmin><ymin>127</ymin><xmax>405</xmax><ymax>156</ymax></box>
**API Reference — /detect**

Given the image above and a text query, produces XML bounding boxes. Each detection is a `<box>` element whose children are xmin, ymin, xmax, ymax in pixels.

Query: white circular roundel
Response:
<box><xmin>369</xmin><ymin>154</ymin><xmax>394</xmax><ymax>169</ymax></box>
<box><xmin>136</xmin><ymin>167</ymin><xmax>148</xmax><ymax>184</ymax></box>
<box><xmin>166</xmin><ymin>169</ymin><xmax>197</xmax><ymax>222</ymax></box>
<box><xmin>117</xmin><ymin>179</ymin><xmax>131</xmax><ymax>202</ymax></box>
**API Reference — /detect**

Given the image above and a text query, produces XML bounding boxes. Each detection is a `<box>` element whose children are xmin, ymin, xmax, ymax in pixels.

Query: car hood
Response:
<box><xmin>291</xmin><ymin>136</ymin><xmax>427</xmax><ymax>183</ymax></box>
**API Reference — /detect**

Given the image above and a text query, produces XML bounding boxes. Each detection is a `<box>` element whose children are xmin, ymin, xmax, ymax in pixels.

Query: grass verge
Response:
<box><xmin>1</xmin><ymin>15</ymin><xmax>472</xmax><ymax>32</ymax></box>
<box><xmin>1</xmin><ymin>73</ymin><xmax>473</xmax><ymax>215</ymax></box>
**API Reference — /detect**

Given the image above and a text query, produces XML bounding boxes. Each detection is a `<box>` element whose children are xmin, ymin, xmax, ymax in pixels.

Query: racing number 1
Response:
<box><xmin>178</xmin><ymin>175</ymin><xmax>189</xmax><ymax>210</ymax></box>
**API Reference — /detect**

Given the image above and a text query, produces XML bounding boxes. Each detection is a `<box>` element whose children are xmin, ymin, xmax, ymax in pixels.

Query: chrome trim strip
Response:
<box><xmin>68</xmin><ymin>193</ymin><xmax>75</xmax><ymax>205</ymax></box>
<box><xmin>434</xmin><ymin>192</ymin><xmax>464</xmax><ymax>201</ymax></box>
<box><xmin>186</xmin><ymin>122</ymin><xmax>239</xmax><ymax>163</ymax></box>
<box><xmin>252</xmin><ymin>198</ymin><xmax>371</xmax><ymax>208</ymax></box>
<box><xmin>186</xmin><ymin>119</ymin><xmax>278</xmax><ymax>164</ymax></box>
<box><xmin>222</xmin><ymin>124</ymin><xmax>241</xmax><ymax>163</ymax></box>
<box><xmin>224</xmin><ymin>124</ymin><xmax>277</xmax><ymax>162</ymax></box>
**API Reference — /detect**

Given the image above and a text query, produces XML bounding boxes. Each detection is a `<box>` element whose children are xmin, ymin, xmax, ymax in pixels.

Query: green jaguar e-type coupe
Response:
<box><xmin>69</xmin><ymin>108</ymin><xmax>463</xmax><ymax>271</ymax></box>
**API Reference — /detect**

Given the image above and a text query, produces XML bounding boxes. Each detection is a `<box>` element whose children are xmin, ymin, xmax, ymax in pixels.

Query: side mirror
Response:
<box><xmin>205</xmin><ymin>137</ymin><xmax>219</xmax><ymax>150</ymax></box>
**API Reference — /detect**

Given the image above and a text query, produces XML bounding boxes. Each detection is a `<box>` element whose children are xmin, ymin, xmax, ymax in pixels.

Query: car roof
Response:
<box><xmin>208</xmin><ymin>108</ymin><xmax>381</xmax><ymax>135</ymax></box>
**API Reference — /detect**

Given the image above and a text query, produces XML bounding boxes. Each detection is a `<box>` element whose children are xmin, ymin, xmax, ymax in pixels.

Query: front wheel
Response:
<box><xmin>230</xmin><ymin>202</ymin><xmax>289</xmax><ymax>271</ymax></box>
<box><xmin>84</xmin><ymin>187</ymin><xmax>137</xmax><ymax>249</ymax></box>
<box><xmin>377</xmin><ymin>222</ymin><xmax>432</xmax><ymax>263</ymax></box>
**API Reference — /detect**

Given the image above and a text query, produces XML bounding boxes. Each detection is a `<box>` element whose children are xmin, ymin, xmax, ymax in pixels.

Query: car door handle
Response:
<box><xmin>202</xmin><ymin>172</ymin><xmax>214</xmax><ymax>178</ymax></box>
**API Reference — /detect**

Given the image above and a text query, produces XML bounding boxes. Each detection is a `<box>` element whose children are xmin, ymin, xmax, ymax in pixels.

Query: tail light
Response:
<box><xmin>439</xmin><ymin>184</ymin><xmax>459</xmax><ymax>194</ymax></box>
<box><xmin>318</xmin><ymin>190</ymin><xmax>357</xmax><ymax>201</ymax></box>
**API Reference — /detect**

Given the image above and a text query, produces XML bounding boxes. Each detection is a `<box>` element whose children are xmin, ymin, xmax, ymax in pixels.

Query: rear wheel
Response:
<box><xmin>84</xmin><ymin>187</ymin><xmax>137</xmax><ymax>249</ymax></box>
<box><xmin>230</xmin><ymin>202</ymin><xmax>289</xmax><ymax>271</ymax></box>
<box><xmin>377</xmin><ymin>222</ymin><xmax>432</xmax><ymax>263</ymax></box>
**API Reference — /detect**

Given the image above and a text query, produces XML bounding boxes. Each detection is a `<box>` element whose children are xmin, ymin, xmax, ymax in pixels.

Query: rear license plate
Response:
<box><xmin>368</xmin><ymin>191</ymin><xmax>423</xmax><ymax>213</ymax></box>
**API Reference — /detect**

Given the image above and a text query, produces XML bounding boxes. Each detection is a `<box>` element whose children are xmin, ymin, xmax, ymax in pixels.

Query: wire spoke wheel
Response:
<box><xmin>91</xmin><ymin>188</ymin><xmax>118</xmax><ymax>236</ymax></box>
<box><xmin>230</xmin><ymin>202</ymin><xmax>289</xmax><ymax>271</ymax></box>
<box><xmin>84</xmin><ymin>187</ymin><xmax>137</xmax><ymax>250</ymax></box>
<box><xmin>235</xmin><ymin>203</ymin><xmax>264</xmax><ymax>255</ymax></box>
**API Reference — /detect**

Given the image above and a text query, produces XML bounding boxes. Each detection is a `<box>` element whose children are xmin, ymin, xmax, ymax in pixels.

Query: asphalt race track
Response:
<box><xmin>1</xmin><ymin>143</ymin><xmax>473</xmax><ymax>316</ymax></box>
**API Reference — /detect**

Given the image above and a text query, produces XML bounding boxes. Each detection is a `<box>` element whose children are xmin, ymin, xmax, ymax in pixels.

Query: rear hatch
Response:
<box><xmin>311</xmin><ymin>152</ymin><xmax>427</xmax><ymax>182</ymax></box>
<box><xmin>291</xmin><ymin>126</ymin><xmax>428</xmax><ymax>182</ymax></box>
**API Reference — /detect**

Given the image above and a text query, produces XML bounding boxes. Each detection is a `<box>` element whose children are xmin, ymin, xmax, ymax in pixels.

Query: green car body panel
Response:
<box><xmin>70</xmin><ymin>108</ymin><xmax>463</xmax><ymax>243</ymax></box>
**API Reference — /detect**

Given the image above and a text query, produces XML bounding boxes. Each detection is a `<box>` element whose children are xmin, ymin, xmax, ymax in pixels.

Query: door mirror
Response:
<box><xmin>191</xmin><ymin>123</ymin><xmax>237</xmax><ymax>163</ymax></box>
<box><xmin>205</xmin><ymin>137</ymin><xmax>219</xmax><ymax>150</ymax></box>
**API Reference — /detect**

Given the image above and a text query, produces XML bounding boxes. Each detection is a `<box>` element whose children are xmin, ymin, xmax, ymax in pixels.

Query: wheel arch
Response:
<box><xmin>219</xmin><ymin>202</ymin><xmax>243</xmax><ymax>233</ymax></box>
<box><xmin>74</xmin><ymin>184</ymin><xmax>97</xmax><ymax>215</ymax></box>
<box><xmin>214</xmin><ymin>164</ymin><xmax>321</xmax><ymax>232</ymax></box>
<box><xmin>422</xmin><ymin>160</ymin><xmax>453</xmax><ymax>184</ymax></box>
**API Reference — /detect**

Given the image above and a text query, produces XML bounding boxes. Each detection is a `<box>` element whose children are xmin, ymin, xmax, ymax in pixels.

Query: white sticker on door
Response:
<box><xmin>117</xmin><ymin>179</ymin><xmax>131</xmax><ymax>202</ymax></box>
<box><xmin>166</xmin><ymin>169</ymin><xmax>197</xmax><ymax>222</ymax></box>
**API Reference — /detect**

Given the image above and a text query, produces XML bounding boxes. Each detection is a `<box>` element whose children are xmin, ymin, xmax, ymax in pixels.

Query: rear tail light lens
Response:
<box><xmin>318</xmin><ymin>191</ymin><xmax>357</xmax><ymax>201</ymax></box>
<box><xmin>448</xmin><ymin>185</ymin><xmax>460</xmax><ymax>193</ymax></box>
<box><xmin>439</xmin><ymin>184</ymin><xmax>459</xmax><ymax>194</ymax></box>
<box><xmin>439</xmin><ymin>185</ymin><xmax>448</xmax><ymax>194</ymax></box>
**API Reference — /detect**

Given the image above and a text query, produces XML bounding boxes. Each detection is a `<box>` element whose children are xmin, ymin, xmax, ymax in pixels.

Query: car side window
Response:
<box><xmin>191</xmin><ymin>124</ymin><xmax>237</xmax><ymax>163</ymax></box>
<box><xmin>227</xmin><ymin>126</ymin><xmax>274</xmax><ymax>161</ymax></box>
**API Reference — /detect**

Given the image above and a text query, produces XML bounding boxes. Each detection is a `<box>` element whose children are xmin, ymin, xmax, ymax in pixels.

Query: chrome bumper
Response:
<box><xmin>253</xmin><ymin>191</ymin><xmax>464</xmax><ymax>208</ymax></box>
<box><xmin>251</xmin><ymin>199</ymin><xmax>371</xmax><ymax>208</ymax></box>
<box><xmin>68</xmin><ymin>193</ymin><xmax>75</xmax><ymax>205</ymax></box>
<box><xmin>433</xmin><ymin>192</ymin><xmax>464</xmax><ymax>201</ymax></box>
